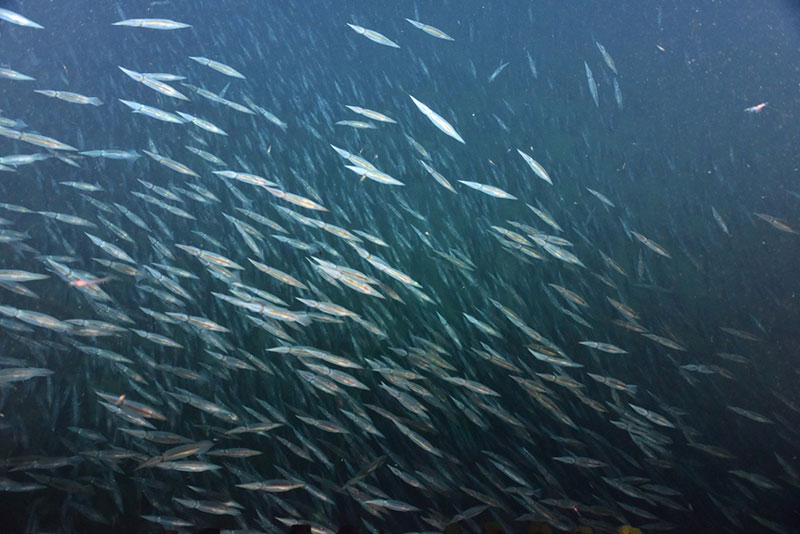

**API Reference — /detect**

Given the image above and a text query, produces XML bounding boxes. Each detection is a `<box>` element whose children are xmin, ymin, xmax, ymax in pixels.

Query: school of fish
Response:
<box><xmin>0</xmin><ymin>2</ymin><xmax>798</xmax><ymax>534</ymax></box>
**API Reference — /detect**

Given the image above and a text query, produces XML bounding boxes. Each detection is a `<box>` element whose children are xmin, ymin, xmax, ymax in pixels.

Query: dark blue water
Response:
<box><xmin>0</xmin><ymin>1</ymin><xmax>799</xmax><ymax>532</ymax></box>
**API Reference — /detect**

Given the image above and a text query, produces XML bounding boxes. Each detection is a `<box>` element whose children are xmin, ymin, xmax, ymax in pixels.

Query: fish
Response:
<box><xmin>586</xmin><ymin>187</ymin><xmax>615</xmax><ymax>207</ymax></box>
<box><xmin>0</xmin><ymin>7</ymin><xmax>43</xmax><ymax>29</ymax></box>
<box><xmin>345</xmin><ymin>105</ymin><xmax>397</xmax><ymax>123</ymax></box>
<box><xmin>344</xmin><ymin>165</ymin><xmax>405</xmax><ymax>186</ymax></box>
<box><xmin>364</xmin><ymin>498</ymin><xmax>421</xmax><ymax>512</ymax></box>
<box><xmin>711</xmin><ymin>206</ymin><xmax>730</xmax><ymax>235</ymax></box>
<box><xmin>595</xmin><ymin>41</ymin><xmax>618</xmax><ymax>74</ymax></box>
<box><xmin>526</xmin><ymin>49</ymin><xmax>538</xmax><ymax>79</ymax></box>
<box><xmin>118</xmin><ymin>100</ymin><xmax>185</xmax><ymax>123</ymax></box>
<box><xmin>517</xmin><ymin>149</ymin><xmax>553</xmax><ymax>185</ymax></box>
<box><xmin>409</xmin><ymin>95</ymin><xmax>465</xmax><ymax>144</ymax></box>
<box><xmin>579</xmin><ymin>341</ymin><xmax>629</xmax><ymax>354</ymax></box>
<box><xmin>0</xmin><ymin>68</ymin><xmax>35</xmax><ymax>81</ymax></box>
<box><xmin>727</xmin><ymin>406</ymin><xmax>774</xmax><ymax>424</ymax></box>
<box><xmin>176</xmin><ymin>112</ymin><xmax>228</xmax><ymax>136</ymax></box>
<box><xmin>0</xmin><ymin>367</ymin><xmax>54</xmax><ymax>383</ymax></box>
<box><xmin>458</xmin><ymin>180</ymin><xmax>517</xmax><ymax>199</ymax></box>
<box><xmin>0</xmin><ymin>306</ymin><xmax>72</xmax><ymax>332</ymax></box>
<box><xmin>0</xmin><ymin>126</ymin><xmax>76</xmax><ymax>150</ymax></box>
<box><xmin>419</xmin><ymin>160</ymin><xmax>457</xmax><ymax>193</ymax></box>
<box><xmin>629</xmin><ymin>403</ymin><xmax>675</xmax><ymax>427</ymax></box>
<box><xmin>613</xmin><ymin>77</ymin><xmax>624</xmax><ymax>110</ymax></box>
<box><xmin>235</xmin><ymin>480</ymin><xmax>305</xmax><ymax>492</ymax></box>
<box><xmin>631</xmin><ymin>230</ymin><xmax>672</xmax><ymax>258</ymax></box>
<box><xmin>186</xmin><ymin>146</ymin><xmax>226</xmax><ymax>165</ymax></box>
<box><xmin>0</xmin><ymin>270</ymin><xmax>49</xmax><ymax>282</ymax></box>
<box><xmin>112</xmin><ymin>18</ymin><xmax>191</xmax><ymax>30</ymax></box>
<box><xmin>34</xmin><ymin>90</ymin><xmax>103</xmax><ymax>106</ymax></box>
<box><xmin>118</xmin><ymin>66</ymin><xmax>190</xmax><ymax>101</ymax></box>
<box><xmin>84</xmin><ymin>233</ymin><xmax>136</xmax><ymax>263</ymax></box>
<box><xmin>584</xmin><ymin>61</ymin><xmax>599</xmax><ymax>107</ymax></box>
<box><xmin>335</xmin><ymin>120</ymin><xmax>376</xmax><ymax>129</ymax></box>
<box><xmin>142</xmin><ymin>150</ymin><xmax>199</xmax><ymax>177</ymax></box>
<box><xmin>753</xmin><ymin>212</ymin><xmax>798</xmax><ymax>234</ymax></box>
<box><xmin>79</xmin><ymin>149</ymin><xmax>140</xmax><ymax>160</ymax></box>
<box><xmin>346</xmin><ymin>23</ymin><xmax>400</xmax><ymax>48</ymax></box>
<box><xmin>488</xmin><ymin>61</ymin><xmax>510</xmax><ymax>83</ymax></box>
<box><xmin>405</xmin><ymin>19</ymin><xmax>454</xmax><ymax>41</ymax></box>
<box><xmin>189</xmin><ymin>56</ymin><xmax>246</xmax><ymax>79</ymax></box>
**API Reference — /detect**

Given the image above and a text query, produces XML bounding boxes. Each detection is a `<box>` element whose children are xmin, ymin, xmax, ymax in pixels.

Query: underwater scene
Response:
<box><xmin>0</xmin><ymin>0</ymin><xmax>799</xmax><ymax>532</ymax></box>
